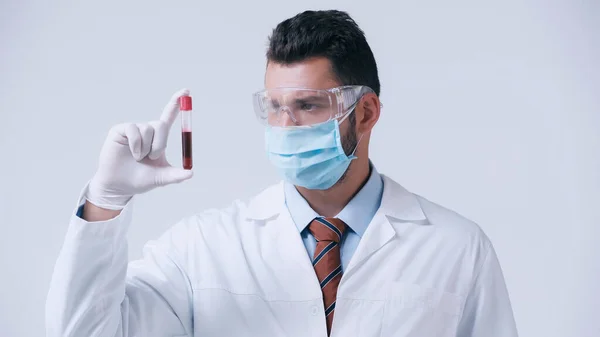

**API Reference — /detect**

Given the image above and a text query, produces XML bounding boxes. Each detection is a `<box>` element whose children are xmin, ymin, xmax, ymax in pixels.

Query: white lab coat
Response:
<box><xmin>46</xmin><ymin>175</ymin><xmax>518</xmax><ymax>337</ymax></box>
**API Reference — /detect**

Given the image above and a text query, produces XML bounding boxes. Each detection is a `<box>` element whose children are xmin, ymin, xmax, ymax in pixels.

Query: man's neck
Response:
<box><xmin>296</xmin><ymin>159</ymin><xmax>371</xmax><ymax>217</ymax></box>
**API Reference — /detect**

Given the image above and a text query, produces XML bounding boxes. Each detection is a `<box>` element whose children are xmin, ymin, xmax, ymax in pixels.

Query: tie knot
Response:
<box><xmin>308</xmin><ymin>217</ymin><xmax>347</xmax><ymax>243</ymax></box>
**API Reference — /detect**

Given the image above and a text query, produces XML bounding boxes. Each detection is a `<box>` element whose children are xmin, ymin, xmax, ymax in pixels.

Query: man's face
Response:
<box><xmin>264</xmin><ymin>57</ymin><xmax>358</xmax><ymax>157</ymax></box>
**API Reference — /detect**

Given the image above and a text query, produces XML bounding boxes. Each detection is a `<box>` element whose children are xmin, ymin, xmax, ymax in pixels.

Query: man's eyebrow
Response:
<box><xmin>293</xmin><ymin>96</ymin><xmax>329</xmax><ymax>103</ymax></box>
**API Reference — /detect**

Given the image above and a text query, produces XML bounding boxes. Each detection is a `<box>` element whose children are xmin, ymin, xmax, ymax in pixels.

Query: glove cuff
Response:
<box><xmin>85</xmin><ymin>179</ymin><xmax>133</xmax><ymax>210</ymax></box>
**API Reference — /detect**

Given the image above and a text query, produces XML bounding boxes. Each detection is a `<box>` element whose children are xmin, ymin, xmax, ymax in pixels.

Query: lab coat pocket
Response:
<box><xmin>380</xmin><ymin>282</ymin><xmax>462</xmax><ymax>337</ymax></box>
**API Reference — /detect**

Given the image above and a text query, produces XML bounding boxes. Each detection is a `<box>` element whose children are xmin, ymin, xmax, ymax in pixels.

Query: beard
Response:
<box><xmin>342</xmin><ymin>112</ymin><xmax>358</xmax><ymax>156</ymax></box>
<box><xmin>336</xmin><ymin>112</ymin><xmax>359</xmax><ymax>185</ymax></box>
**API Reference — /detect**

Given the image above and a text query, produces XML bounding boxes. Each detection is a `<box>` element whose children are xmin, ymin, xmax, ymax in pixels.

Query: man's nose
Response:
<box><xmin>278</xmin><ymin>106</ymin><xmax>296</xmax><ymax>127</ymax></box>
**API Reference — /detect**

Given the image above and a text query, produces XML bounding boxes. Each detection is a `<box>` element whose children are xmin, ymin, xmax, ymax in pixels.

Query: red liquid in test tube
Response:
<box><xmin>180</xmin><ymin>95</ymin><xmax>193</xmax><ymax>170</ymax></box>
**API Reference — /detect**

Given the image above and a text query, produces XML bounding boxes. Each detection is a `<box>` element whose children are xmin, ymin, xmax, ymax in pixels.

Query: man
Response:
<box><xmin>46</xmin><ymin>10</ymin><xmax>518</xmax><ymax>337</ymax></box>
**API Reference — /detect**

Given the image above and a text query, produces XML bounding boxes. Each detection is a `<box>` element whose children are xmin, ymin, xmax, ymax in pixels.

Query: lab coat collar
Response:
<box><xmin>284</xmin><ymin>163</ymin><xmax>384</xmax><ymax>237</ymax></box>
<box><xmin>378</xmin><ymin>174</ymin><xmax>428</xmax><ymax>223</ymax></box>
<box><xmin>245</xmin><ymin>181</ymin><xmax>286</xmax><ymax>220</ymax></box>
<box><xmin>246</xmin><ymin>174</ymin><xmax>427</xmax><ymax>224</ymax></box>
<box><xmin>246</xmin><ymin>174</ymin><xmax>429</xmax><ymax>276</ymax></box>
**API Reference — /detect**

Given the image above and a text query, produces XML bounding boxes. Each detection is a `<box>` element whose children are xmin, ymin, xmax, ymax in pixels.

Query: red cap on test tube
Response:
<box><xmin>180</xmin><ymin>95</ymin><xmax>192</xmax><ymax>111</ymax></box>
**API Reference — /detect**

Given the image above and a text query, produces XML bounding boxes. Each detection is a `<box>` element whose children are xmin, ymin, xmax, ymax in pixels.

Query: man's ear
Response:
<box><xmin>356</xmin><ymin>93</ymin><xmax>381</xmax><ymax>134</ymax></box>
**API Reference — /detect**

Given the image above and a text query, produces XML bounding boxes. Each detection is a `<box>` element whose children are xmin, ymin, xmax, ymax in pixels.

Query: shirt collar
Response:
<box><xmin>283</xmin><ymin>164</ymin><xmax>384</xmax><ymax>237</ymax></box>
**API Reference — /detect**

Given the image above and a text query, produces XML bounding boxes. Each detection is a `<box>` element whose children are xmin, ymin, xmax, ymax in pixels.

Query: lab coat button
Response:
<box><xmin>311</xmin><ymin>306</ymin><xmax>319</xmax><ymax>315</ymax></box>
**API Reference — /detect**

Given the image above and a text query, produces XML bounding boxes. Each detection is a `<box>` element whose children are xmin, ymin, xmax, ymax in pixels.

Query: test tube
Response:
<box><xmin>180</xmin><ymin>95</ymin><xmax>193</xmax><ymax>170</ymax></box>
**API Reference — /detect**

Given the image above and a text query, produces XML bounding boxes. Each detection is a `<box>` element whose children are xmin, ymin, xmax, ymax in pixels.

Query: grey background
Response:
<box><xmin>1</xmin><ymin>0</ymin><xmax>599</xmax><ymax>336</ymax></box>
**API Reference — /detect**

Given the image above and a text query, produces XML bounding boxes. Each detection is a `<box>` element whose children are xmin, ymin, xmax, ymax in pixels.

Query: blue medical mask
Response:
<box><xmin>265</xmin><ymin>113</ymin><xmax>360</xmax><ymax>190</ymax></box>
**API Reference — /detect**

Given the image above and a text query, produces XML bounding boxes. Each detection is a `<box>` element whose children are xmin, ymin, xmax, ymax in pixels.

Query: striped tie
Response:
<box><xmin>308</xmin><ymin>217</ymin><xmax>347</xmax><ymax>336</ymax></box>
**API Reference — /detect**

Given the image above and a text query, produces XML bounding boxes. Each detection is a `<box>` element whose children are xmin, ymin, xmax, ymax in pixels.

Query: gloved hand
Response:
<box><xmin>86</xmin><ymin>88</ymin><xmax>194</xmax><ymax>210</ymax></box>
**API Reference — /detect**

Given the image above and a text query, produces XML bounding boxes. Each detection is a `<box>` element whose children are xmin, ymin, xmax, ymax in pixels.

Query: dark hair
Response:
<box><xmin>266</xmin><ymin>10</ymin><xmax>380</xmax><ymax>96</ymax></box>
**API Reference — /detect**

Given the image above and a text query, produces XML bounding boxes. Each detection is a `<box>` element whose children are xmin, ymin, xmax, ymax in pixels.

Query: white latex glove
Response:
<box><xmin>86</xmin><ymin>88</ymin><xmax>194</xmax><ymax>210</ymax></box>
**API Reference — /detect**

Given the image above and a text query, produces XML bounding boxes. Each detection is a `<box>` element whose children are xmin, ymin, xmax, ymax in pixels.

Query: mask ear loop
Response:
<box><xmin>340</xmin><ymin>86</ymin><xmax>377</xmax><ymax>157</ymax></box>
<box><xmin>340</xmin><ymin>87</ymin><xmax>373</xmax><ymax>158</ymax></box>
<box><xmin>348</xmin><ymin>132</ymin><xmax>364</xmax><ymax>159</ymax></box>
<box><xmin>338</xmin><ymin>105</ymin><xmax>364</xmax><ymax>159</ymax></box>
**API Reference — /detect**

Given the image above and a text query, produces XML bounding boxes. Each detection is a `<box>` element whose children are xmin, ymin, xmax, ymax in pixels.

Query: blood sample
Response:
<box><xmin>180</xmin><ymin>95</ymin><xmax>193</xmax><ymax>170</ymax></box>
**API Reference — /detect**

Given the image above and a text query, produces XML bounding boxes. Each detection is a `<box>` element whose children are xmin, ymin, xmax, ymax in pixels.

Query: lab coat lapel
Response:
<box><xmin>246</xmin><ymin>181</ymin><xmax>322</xmax><ymax>298</ymax></box>
<box><xmin>344</xmin><ymin>212</ymin><xmax>395</xmax><ymax>274</ymax></box>
<box><xmin>344</xmin><ymin>174</ymin><xmax>428</xmax><ymax>275</ymax></box>
<box><xmin>273</xmin><ymin>208</ymin><xmax>322</xmax><ymax>291</ymax></box>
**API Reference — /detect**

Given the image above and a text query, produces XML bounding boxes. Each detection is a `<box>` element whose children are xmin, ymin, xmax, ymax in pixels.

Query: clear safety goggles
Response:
<box><xmin>252</xmin><ymin>85</ymin><xmax>380</xmax><ymax>127</ymax></box>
